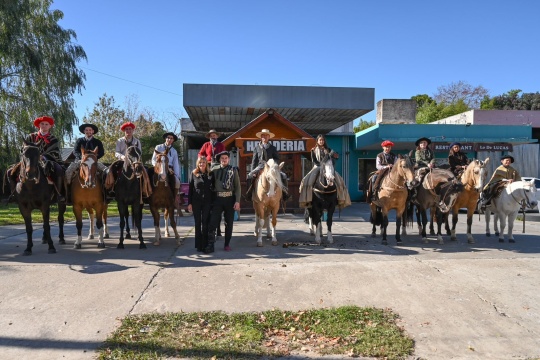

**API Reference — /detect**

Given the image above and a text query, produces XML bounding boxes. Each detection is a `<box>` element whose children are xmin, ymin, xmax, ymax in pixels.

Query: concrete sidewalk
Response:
<box><xmin>0</xmin><ymin>203</ymin><xmax>539</xmax><ymax>359</ymax></box>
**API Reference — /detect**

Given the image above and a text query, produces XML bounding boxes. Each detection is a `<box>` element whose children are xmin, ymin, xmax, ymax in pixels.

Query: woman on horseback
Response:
<box><xmin>448</xmin><ymin>142</ymin><xmax>469</xmax><ymax>177</ymax></box>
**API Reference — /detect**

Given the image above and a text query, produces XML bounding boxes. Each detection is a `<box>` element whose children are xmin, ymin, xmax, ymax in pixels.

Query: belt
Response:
<box><xmin>216</xmin><ymin>191</ymin><xmax>233</xmax><ymax>197</ymax></box>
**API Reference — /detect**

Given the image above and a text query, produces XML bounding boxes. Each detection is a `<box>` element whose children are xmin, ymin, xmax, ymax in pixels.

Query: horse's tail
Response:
<box><xmin>370</xmin><ymin>206</ymin><xmax>383</xmax><ymax>226</ymax></box>
<box><xmin>405</xmin><ymin>201</ymin><xmax>415</xmax><ymax>227</ymax></box>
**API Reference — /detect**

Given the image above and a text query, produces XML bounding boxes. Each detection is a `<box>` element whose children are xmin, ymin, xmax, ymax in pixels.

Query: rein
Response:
<box><xmin>425</xmin><ymin>170</ymin><xmax>457</xmax><ymax>209</ymax></box>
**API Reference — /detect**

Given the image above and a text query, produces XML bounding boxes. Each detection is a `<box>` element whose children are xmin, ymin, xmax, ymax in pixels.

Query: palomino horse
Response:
<box><xmin>71</xmin><ymin>148</ymin><xmax>107</xmax><ymax>249</ymax></box>
<box><xmin>13</xmin><ymin>141</ymin><xmax>66</xmax><ymax>255</ymax></box>
<box><xmin>369</xmin><ymin>155</ymin><xmax>415</xmax><ymax>245</ymax></box>
<box><xmin>149</xmin><ymin>149</ymin><xmax>180</xmax><ymax>246</ymax></box>
<box><xmin>113</xmin><ymin>146</ymin><xmax>149</xmax><ymax>249</ymax></box>
<box><xmin>444</xmin><ymin>158</ymin><xmax>490</xmax><ymax>243</ymax></box>
<box><xmin>308</xmin><ymin>154</ymin><xmax>339</xmax><ymax>245</ymax></box>
<box><xmin>408</xmin><ymin>168</ymin><xmax>463</xmax><ymax>244</ymax></box>
<box><xmin>252</xmin><ymin>158</ymin><xmax>284</xmax><ymax>246</ymax></box>
<box><xmin>484</xmin><ymin>180</ymin><xmax>537</xmax><ymax>243</ymax></box>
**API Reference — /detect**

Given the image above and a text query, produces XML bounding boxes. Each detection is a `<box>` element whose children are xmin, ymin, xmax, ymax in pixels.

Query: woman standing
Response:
<box><xmin>187</xmin><ymin>157</ymin><xmax>214</xmax><ymax>252</ymax></box>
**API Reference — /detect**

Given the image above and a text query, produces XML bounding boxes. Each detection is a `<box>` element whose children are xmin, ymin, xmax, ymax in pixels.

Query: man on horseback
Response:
<box><xmin>370</xmin><ymin>140</ymin><xmax>397</xmax><ymax>202</ymax></box>
<box><xmin>245</xmin><ymin>129</ymin><xmax>289</xmax><ymax>201</ymax></box>
<box><xmin>479</xmin><ymin>155</ymin><xmax>521</xmax><ymax>211</ymax></box>
<box><xmin>7</xmin><ymin>116</ymin><xmax>66</xmax><ymax>203</ymax></box>
<box><xmin>115</xmin><ymin>122</ymin><xmax>141</xmax><ymax>160</ymax></box>
<box><xmin>205</xmin><ymin>150</ymin><xmax>241</xmax><ymax>253</ymax></box>
<box><xmin>152</xmin><ymin>132</ymin><xmax>181</xmax><ymax>203</ymax></box>
<box><xmin>448</xmin><ymin>142</ymin><xmax>470</xmax><ymax>178</ymax></box>
<box><xmin>199</xmin><ymin>129</ymin><xmax>225</xmax><ymax>169</ymax></box>
<box><xmin>411</xmin><ymin>137</ymin><xmax>435</xmax><ymax>199</ymax></box>
<box><xmin>65</xmin><ymin>124</ymin><xmax>108</xmax><ymax>203</ymax></box>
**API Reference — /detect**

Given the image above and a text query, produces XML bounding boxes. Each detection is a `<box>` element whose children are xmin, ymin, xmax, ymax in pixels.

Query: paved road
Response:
<box><xmin>0</xmin><ymin>203</ymin><xmax>539</xmax><ymax>359</ymax></box>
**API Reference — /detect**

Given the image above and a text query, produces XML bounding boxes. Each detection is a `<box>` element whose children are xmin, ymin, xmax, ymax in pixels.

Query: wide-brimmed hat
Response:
<box><xmin>256</xmin><ymin>129</ymin><xmax>275</xmax><ymax>138</ymax></box>
<box><xmin>33</xmin><ymin>116</ymin><xmax>54</xmax><ymax>128</ymax></box>
<box><xmin>162</xmin><ymin>132</ymin><xmax>178</xmax><ymax>142</ymax></box>
<box><xmin>501</xmin><ymin>155</ymin><xmax>514</xmax><ymax>163</ymax></box>
<box><xmin>120</xmin><ymin>122</ymin><xmax>136</xmax><ymax>131</ymax></box>
<box><xmin>214</xmin><ymin>150</ymin><xmax>230</xmax><ymax>162</ymax></box>
<box><xmin>79</xmin><ymin>123</ymin><xmax>98</xmax><ymax>134</ymax></box>
<box><xmin>415</xmin><ymin>137</ymin><xmax>431</xmax><ymax>146</ymax></box>
<box><xmin>449</xmin><ymin>142</ymin><xmax>461</xmax><ymax>148</ymax></box>
<box><xmin>381</xmin><ymin>140</ymin><xmax>394</xmax><ymax>147</ymax></box>
<box><xmin>205</xmin><ymin>129</ymin><xmax>220</xmax><ymax>138</ymax></box>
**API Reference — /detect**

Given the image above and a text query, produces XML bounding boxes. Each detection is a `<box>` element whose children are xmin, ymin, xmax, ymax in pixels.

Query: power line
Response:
<box><xmin>81</xmin><ymin>66</ymin><xmax>182</xmax><ymax>97</ymax></box>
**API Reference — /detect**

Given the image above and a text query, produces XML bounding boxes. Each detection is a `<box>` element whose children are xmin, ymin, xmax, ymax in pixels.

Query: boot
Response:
<box><xmin>54</xmin><ymin>175</ymin><xmax>66</xmax><ymax>203</ymax></box>
<box><xmin>65</xmin><ymin>183</ymin><xmax>72</xmax><ymax>205</ymax></box>
<box><xmin>281</xmin><ymin>173</ymin><xmax>290</xmax><ymax>201</ymax></box>
<box><xmin>204</xmin><ymin>231</ymin><xmax>216</xmax><ymax>253</ymax></box>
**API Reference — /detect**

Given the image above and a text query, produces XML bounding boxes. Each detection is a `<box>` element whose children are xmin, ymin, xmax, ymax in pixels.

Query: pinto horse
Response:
<box><xmin>149</xmin><ymin>149</ymin><xmax>180</xmax><ymax>246</ymax></box>
<box><xmin>408</xmin><ymin>168</ymin><xmax>463</xmax><ymax>244</ymax></box>
<box><xmin>369</xmin><ymin>155</ymin><xmax>415</xmax><ymax>245</ymax></box>
<box><xmin>71</xmin><ymin>148</ymin><xmax>107</xmax><ymax>249</ymax></box>
<box><xmin>14</xmin><ymin>141</ymin><xmax>66</xmax><ymax>255</ymax></box>
<box><xmin>484</xmin><ymin>180</ymin><xmax>537</xmax><ymax>243</ymax></box>
<box><xmin>445</xmin><ymin>158</ymin><xmax>490</xmax><ymax>243</ymax></box>
<box><xmin>113</xmin><ymin>146</ymin><xmax>148</xmax><ymax>249</ymax></box>
<box><xmin>307</xmin><ymin>154</ymin><xmax>339</xmax><ymax>245</ymax></box>
<box><xmin>252</xmin><ymin>158</ymin><xmax>283</xmax><ymax>246</ymax></box>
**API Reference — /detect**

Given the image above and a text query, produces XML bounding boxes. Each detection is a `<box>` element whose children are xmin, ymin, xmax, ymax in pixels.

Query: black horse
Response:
<box><xmin>112</xmin><ymin>146</ymin><xmax>148</xmax><ymax>249</ymax></box>
<box><xmin>308</xmin><ymin>154</ymin><xmax>338</xmax><ymax>245</ymax></box>
<box><xmin>12</xmin><ymin>141</ymin><xmax>66</xmax><ymax>255</ymax></box>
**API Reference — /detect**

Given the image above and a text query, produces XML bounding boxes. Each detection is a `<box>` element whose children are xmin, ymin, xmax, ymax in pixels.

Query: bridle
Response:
<box><xmin>19</xmin><ymin>145</ymin><xmax>41</xmax><ymax>184</ymax></box>
<box><xmin>78</xmin><ymin>153</ymin><xmax>98</xmax><ymax>188</ymax></box>
<box><xmin>152</xmin><ymin>153</ymin><xmax>169</xmax><ymax>186</ymax></box>
<box><xmin>124</xmin><ymin>148</ymin><xmax>144</xmax><ymax>180</ymax></box>
<box><xmin>314</xmin><ymin>158</ymin><xmax>336</xmax><ymax>194</ymax></box>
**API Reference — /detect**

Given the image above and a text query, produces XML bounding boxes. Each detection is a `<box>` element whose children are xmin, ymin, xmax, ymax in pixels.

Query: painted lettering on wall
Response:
<box><xmin>243</xmin><ymin>140</ymin><xmax>307</xmax><ymax>153</ymax></box>
<box><xmin>433</xmin><ymin>143</ymin><xmax>513</xmax><ymax>152</ymax></box>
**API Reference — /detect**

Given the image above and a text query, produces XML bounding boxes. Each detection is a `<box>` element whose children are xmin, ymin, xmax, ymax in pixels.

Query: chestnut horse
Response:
<box><xmin>71</xmin><ymin>148</ymin><xmax>106</xmax><ymax>249</ymax></box>
<box><xmin>444</xmin><ymin>158</ymin><xmax>490</xmax><ymax>243</ymax></box>
<box><xmin>252</xmin><ymin>158</ymin><xmax>283</xmax><ymax>247</ymax></box>
<box><xmin>13</xmin><ymin>141</ymin><xmax>66</xmax><ymax>255</ymax></box>
<box><xmin>369</xmin><ymin>155</ymin><xmax>415</xmax><ymax>245</ymax></box>
<box><xmin>149</xmin><ymin>149</ymin><xmax>180</xmax><ymax>246</ymax></box>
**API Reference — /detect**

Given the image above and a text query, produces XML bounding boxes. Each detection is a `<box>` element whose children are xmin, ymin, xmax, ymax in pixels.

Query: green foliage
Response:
<box><xmin>481</xmin><ymin>89</ymin><xmax>540</xmax><ymax>110</ymax></box>
<box><xmin>353</xmin><ymin>118</ymin><xmax>376</xmax><ymax>133</ymax></box>
<box><xmin>411</xmin><ymin>94</ymin><xmax>435</xmax><ymax>108</ymax></box>
<box><xmin>0</xmin><ymin>0</ymin><xmax>86</xmax><ymax>168</ymax></box>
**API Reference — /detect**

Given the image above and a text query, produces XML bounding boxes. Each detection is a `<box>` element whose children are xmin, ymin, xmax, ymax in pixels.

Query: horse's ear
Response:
<box><xmin>92</xmin><ymin>148</ymin><xmax>99</xmax><ymax>155</ymax></box>
<box><xmin>484</xmin><ymin>157</ymin><xmax>490</xmax><ymax>165</ymax></box>
<box><xmin>154</xmin><ymin>149</ymin><xmax>160</xmax><ymax>155</ymax></box>
<box><xmin>398</xmin><ymin>154</ymin><xmax>404</xmax><ymax>159</ymax></box>
<box><xmin>81</xmin><ymin>147</ymin><xmax>87</xmax><ymax>155</ymax></box>
<box><xmin>279</xmin><ymin>162</ymin><xmax>285</xmax><ymax>170</ymax></box>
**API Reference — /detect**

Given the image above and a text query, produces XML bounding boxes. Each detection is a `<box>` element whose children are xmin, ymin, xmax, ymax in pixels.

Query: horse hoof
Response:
<box><xmin>271</xmin><ymin>240</ymin><xmax>278</xmax><ymax>246</ymax></box>
<box><xmin>125</xmin><ymin>234</ymin><xmax>132</xmax><ymax>239</ymax></box>
<box><xmin>117</xmin><ymin>244</ymin><xmax>125</xmax><ymax>249</ymax></box>
<box><xmin>140</xmin><ymin>243</ymin><xmax>147</xmax><ymax>249</ymax></box>
<box><xmin>104</xmin><ymin>234</ymin><xmax>110</xmax><ymax>239</ymax></box>
<box><xmin>59</xmin><ymin>239</ymin><xmax>66</xmax><ymax>245</ymax></box>
<box><xmin>438</xmin><ymin>240</ymin><xmax>444</xmax><ymax>245</ymax></box>
<box><xmin>257</xmin><ymin>241</ymin><xmax>263</xmax><ymax>247</ymax></box>
<box><xmin>97</xmin><ymin>243</ymin><xmax>105</xmax><ymax>249</ymax></box>
<box><xmin>422</xmin><ymin>239</ymin><xmax>428</xmax><ymax>244</ymax></box>
<box><xmin>382</xmin><ymin>240</ymin><xmax>388</xmax><ymax>246</ymax></box>
<box><xmin>153</xmin><ymin>241</ymin><xmax>160</xmax><ymax>246</ymax></box>
<box><xmin>42</xmin><ymin>240</ymin><xmax>47</xmax><ymax>244</ymax></box>
<box><xmin>509</xmin><ymin>239</ymin><xmax>515</xmax><ymax>243</ymax></box>
<box><xmin>396</xmin><ymin>240</ymin><xmax>403</xmax><ymax>245</ymax></box>
<box><xmin>495</xmin><ymin>232</ymin><xmax>500</xmax><ymax>237</ymax></box>
<box><xmin>88</xmin><ymin>235</ymin><xmax>94</xmax><ymax>240</ymax></box>
<box><xmin>371</xmin><ymin>233</ymin><xmax>376</xmax><ymax>238</ymax></box>
<box><xmin>176</xmin><ymin>239</ymin><xmax>183</xmax><ymax>246</ymax></box>
<box><xmin>499</xmin><ymin>239</ymin><xmax>504</xmax><ymax>243</ymax></box>
<box><xmin>430</xmin><ymin>230</ymin><xmax>436</xmax><ymax>236</ymax></box>
<box><xmin>468</xmin><ymin>239</ymin><xmax>475</xmax><ymax>244</ymax></box>
<box><xmin>486</xmin><ymin>233</ymin><xmax>491</xmax><ymax>237</ymax></box>
<box><xmin>23</xmin><ymin>250</ymin><xmax>32</xmax><ymax>256</ymax></box>
<box><xmin>48</xmin><ymin>249</ymin><xmax>56</xmax><ymax>254</ymax></box>
<box><xmin>74</xmin><ymin>244</ymin><xmax>82</xmax><ymax>249</ymax></box>
<box><xmin>450</xmin><ymin>237</ymin><xmax>457</xmax><ymax>241</ymax></box>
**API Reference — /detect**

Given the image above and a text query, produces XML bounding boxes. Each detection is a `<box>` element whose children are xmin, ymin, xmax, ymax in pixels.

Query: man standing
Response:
<box><xmin>198</xmin><ymin>129</ymin><xmax>225</xmax><ymax>168</ymax></box>
<box><xmin>152</xmin><ymin>132</ymin><xmax>181</xmax><ymax>198</ymax></box>
<box><xmin>115</xmin><ymin>121</ymin><xmax>141</xmax><ymax>160</ymax></box>
<box><xmin>205</xmin><ymin>151</ymin><xmax>241</xmax><ymax>254</ymax></box>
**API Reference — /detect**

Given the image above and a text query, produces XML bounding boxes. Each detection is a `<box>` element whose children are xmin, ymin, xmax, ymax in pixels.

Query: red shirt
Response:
<box><xmin>199</xmin><ymin>141</ymin><xmax>225</xmax><ymax>162</ymax></box>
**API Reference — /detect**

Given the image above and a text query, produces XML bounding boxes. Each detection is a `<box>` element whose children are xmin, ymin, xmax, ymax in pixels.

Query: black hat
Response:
<box><xmin>501</xmin><ymin>155</ymin><xmax>514</xmax><ymax>163</ymax></box>
<box><xmin>79</xmin><ymin>123</ymin><xmax>98</xmax><ymax>134</ymax></box>
<box><xmin>162</xmin><ymin>132</ymin><xmax>178</xmax><ymax>142</ymax></box>
<box><xmin>449</xmin><ymin>142</ymin><xmax>461</xmax><ymax>148</ymax></box>
<box><xmin>214</xmin><ymin>150</ymin><xmax>230</xmax><ymax>162</ymax></box>
<box><xmin>415</xmin><ymin>137</ymin><xmax>431</xmax><ymax>146</ymax></box>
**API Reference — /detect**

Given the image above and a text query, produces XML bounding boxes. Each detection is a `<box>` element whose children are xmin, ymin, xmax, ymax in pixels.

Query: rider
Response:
<box><xmin>448</xmin><ymin>142</ymin><xmax>469</xmax><ymax>178</ymax></box>
<box><xmin>115</xmin><ymin>121</ymin><xmax>141</xmax><ymax>160</ymax></box>
<box><xmin>152</xmin><ymin>132</ymin><xmax>181</xmax><ymax>202</ymax></box>
<box><xmin>65</xmin><ymin>123</ymin><xmax>107</xmax><ymax>203</ymax></box>
<box><xmin>370</xmin><ymin>140</ymin><xmax>398</xmax><ymax>202</ymax></box>
<box><xmin>479</xmin><ymin>155</ymin><xmax>521</xmax><ymax>211</ymax></box>
<box><xmin>245</xmin><ymin>129</ymin><xmax>289</xmax><ymax>201</ymax></box>
<box><xmin>411</xmin><ymin>137</ymin><xmax>435</xmax><ymax>199</ymax></box>
<box><xmin>7</xmin><ymin>116</ymin><xmax>66</xmax><ymax>203</ymax></box>
<box><xmin>198</xmin><ymin>129</ymin><xmax>225</xmax><ymax>169</ymax></box>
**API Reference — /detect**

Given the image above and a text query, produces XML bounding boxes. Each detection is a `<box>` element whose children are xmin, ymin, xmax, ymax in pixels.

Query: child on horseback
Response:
<box><xmin>411</xmin><ymin>137</ymin><xmax>435</xmax><ymax>199</ymax></box>
<box><xmin>370</xmin><ymin>140</ymin><xmax>398</xmax><ymax>202</ymax></box>
<box><xmin>479</xmin><ymin>155</ymin><xmax>521</xmax><ymax>211</ymax></box>
<box><xmin>448</xmin><ymin>142</ymin><xmax>470</xmax><ymax>178</ymax></box>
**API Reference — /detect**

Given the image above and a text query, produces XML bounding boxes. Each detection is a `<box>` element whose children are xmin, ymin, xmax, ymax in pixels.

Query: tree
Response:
<box><xmin>0</xmin><ymin>0</ymin><xmax>86</xmax><ymax>167</ymax></box>
<box><xmin>481</xmin><ymin>89</ymin><xmax>540</xmax><ymax>110</ymax></box>
<box><xmin>411</xmin><ymin>94</ymin><xmax>435</xmax><ymax>108</ymax></box>
<box><xmin>415</xmin><ymin>98</ymin><xmax>469</xmax><ymax>124</ymax></box>
<box><xmin>434</xmin><ymin>81</ymin><xmax>488</xmax><ymax>109</ymax></box>
<box><xmin>353</xmin><ymin>119</ymin><xmax>376</xmax><ymax>133</ymax></box>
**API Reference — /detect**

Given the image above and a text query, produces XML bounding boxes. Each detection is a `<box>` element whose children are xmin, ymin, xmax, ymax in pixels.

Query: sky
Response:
<box><xmin>52</xmin><ymin>0</ymin><xmax>540</xmax><ymax>126</ymax></box>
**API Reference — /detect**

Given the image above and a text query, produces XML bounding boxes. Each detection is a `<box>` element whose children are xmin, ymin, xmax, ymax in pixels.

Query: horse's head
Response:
<box><xmin>319</xmin><ymin>154</ymin><xmax>335</xmax><ymax>187</ymax></box>
<box><xmin>430</xmin><ymin>170</ymin><xmax>464</xmax><ymax>213</ymax></box>
<box><xmin>515</xmin><ymin>179</ymin><xmax>538</xmax><ymax>210</ymax></box>
<box><xmin>80</xmin><ymin>148</ymin><xmax>99</xmax><ymax>188</ymax></box>
<box><xmin>260</xmin><ymin>159</ymin><xmax>283</xmax><ymax>197</ymax></box>
<box><xmin>153</xmin><ymin>149</ymin><xmax>169</xmax><ymax>182</ymax></box>
<box><xmin>20</xmin><ymin>142</ymin><xmax>41</xmax><ymax>183</ymax></box>
<box><xmin>124</xmin><ymin>146</ymin><xmax>145</xmax><ymax>179</ymax></box>
<box><xmin>462</xmin><ymin>158</ymin><xmax>490</xmax><ymax>192</ymax></box>
<box><xmin>395</xmin><ymin>154</ymin><xmax>417</xmax><ymax>189</ymax></box>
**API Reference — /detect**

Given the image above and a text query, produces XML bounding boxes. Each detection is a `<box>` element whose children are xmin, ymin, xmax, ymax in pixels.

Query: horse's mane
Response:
<box><xmin>265</xmin><ymin>159</ymin><xmax>284</xmax><ymax>190</ymax></box>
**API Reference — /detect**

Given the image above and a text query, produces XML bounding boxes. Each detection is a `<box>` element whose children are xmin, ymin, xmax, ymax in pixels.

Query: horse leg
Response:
<box><xmin>308</xmin><ymin>209</ymin><xmax>315</xmax><ymax>236</ymax></box>
<box><xmin>485</xmin><ymin>209</ymin><xmax>491</xmax><ymax>237</ymax></box>
<box><xmin>134</xmin><ymin>205</ymin><xmax>146</xmax><ymax>249</ymax></box>
<box><xmin>395</xmin><ymin>211</ymin><xmax>402</xmax><ymax>245</ymax></box>
<box><xmin>87</xmin><ymin>210</ymin><xmax>95</xmax><ymax>240</ymax></box>
<box><xmin>466</xmin><ymin>208</ymin><xmax>475</xmax><ymax>244</ymax></box>
<box><xmin>164</xmin><ymin>209</ymin><xmax>171</xmax><ymax>238</ymax></box>
<box><xmin>271</xmin><ymin>209</ymin><xmax>278</xmax><ymax>246</ymax></box>
<box><xmin>103</xmin><ymin>207</ymin><xmax>109</xmax><ymax>239</ymax></box>
<box><xmin>96</xmin><ymin>206</ymin><xmax>105</xmax><ymax>248</ymax></box>
<box><xmin>436</xmin><ymin>211</ymin><xmax>445</xmax><ymax>244</ymax></box>
<box><xmin>254</xmin><ymin>213</ymin><xmax>260</xmax><ymax>237</ymax></box>
<box><xmin>151</xmin><ymin>208</ymin><xmax>161</xmax><ymax>246</ymax></box>
<box><xmin>73</xmin><ymin>205</ymin><xmax>84</xmax><ymax>249</ymax></box>
<box><xmin>498</xmin><ymin>214</ymin><xmax>507</xmax><ymax>243</ymax></box>
<box><xmin>450</xmin><ymin>210</ymin><xmax>458</xmax><ymax>241</ymax></box>
<box><xmin>326</xmin><ymin>204</ymin><xmax>335</xmax><ymax>244</ymax></box>
<box><xmin>117</xmin><ymin>205</ymin><xmax>127</xmax><ymax>249</ymax></box>
<box><xmin>57</xmin><ymin>202</ymin><xmax>66</xmax><ymax>245</ymax></box>
<box><xmin>257</xmin><ymin>213</ymin><xmax>265</xmax><ymax>247</ymax></box>
<box><xmin>429</xmin><ymin>208</ymin><xmax>436</xmax><ymax>236</ymax></box>
<box><xmin>21</xmin><ymin>210</ymin><xmax>35</xmax><ymax>255</ymax></box>
<box><xmin>415</xmin><ymin>207</ymin><xmax>422</xmax><ymax>236</ymax></box>
<box><xmin>266</xmin><ymin>214</ymin><xmax>272</xmax><ymax>240</ymax></box>
<box><xmin>446</xmin><ymin>211</ymin><xmax>453</xmax><ymax>237</ymax></box>
<box><xmin>125</xmin><ymin>208</ymin><xmax>132</xmax><ymax>239</ymax></box>
<box><xmin>507</xmin><ymin>212</ymin><xmax>517</xmax><ymax>243</ymax></box>
<box><xmin>381</xmin><ymin>212</ymin><xmax>389</xmax><ymax>245</ymax></box>
<box><xmin>420</xmin><ymin>209</ymin><xmax>428</xmax><ymax>243</ymax></box>
<box><xmin>312</xmin><ymin>207</ymin><xmax>322</xmax><ymax>245</ymax></box>
<box><xmin>494</xmin><ymin>213</ymin><xmax>500</xmax><ymax>238</ymax></box>
<box><xmin>168</xmin><ymin>206</ymin><xmax>182</xmax><ymax>244</ymax></box>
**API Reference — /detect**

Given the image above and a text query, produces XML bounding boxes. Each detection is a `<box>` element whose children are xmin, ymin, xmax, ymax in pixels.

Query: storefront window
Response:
<box><xmin>358</xmin><ymin>159</ymin><xmax>376</xmax><ymax>194</ymax></box>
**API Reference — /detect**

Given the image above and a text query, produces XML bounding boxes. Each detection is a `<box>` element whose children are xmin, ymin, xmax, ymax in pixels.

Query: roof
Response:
<box><xmin>183</xmin><ymin>83</ymin><xmax>374</xmax><ymax>136</ymax></box>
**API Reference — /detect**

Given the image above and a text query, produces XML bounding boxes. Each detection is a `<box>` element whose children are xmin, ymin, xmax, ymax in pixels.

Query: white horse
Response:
<box><xmin>485</xmin><ymin>180</ymin><xmax>538</xmax><ymax>243</ymax></box>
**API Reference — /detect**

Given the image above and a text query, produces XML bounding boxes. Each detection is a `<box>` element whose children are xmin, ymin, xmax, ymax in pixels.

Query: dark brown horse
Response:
<box><xmin>149</xmin><ymin>149</ymin><xmax>180</xmax><ymax>246</ymax></box>
<box><xmin>71</xmin><ymin>148</ymin><xmax>107</xmax><ymax>249</ymax></box>
<box><xmin>14</xmin><ymin>141</ymin><xmax>66</xmax><ymax>255</ymax></box>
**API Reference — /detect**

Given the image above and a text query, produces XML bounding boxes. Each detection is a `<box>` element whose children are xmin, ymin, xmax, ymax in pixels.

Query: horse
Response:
<box><xmin>13</xmin><ymin>141</ymin><xmax>66</xmax><ymax>255</ymax></box>
<box><xmin>484</xmin><ymin>180</ymin><xmax>538</xmax><ymax>243</ymax></box>
<box><xmin>252</xmin><ymin>158</ymin><xmax>283</xmax><ymax>246</ymax></box>
<box><xmin>112</xmin><ymin>146</ymin><xmax>149</xmax><ymax>249</ymax></box>
<box><xmin>444</xmin><ymin>158</ymin><xmax>490</xmax><ymax>243</ymax></box>
<box><xmin>149</xmin><ymin>149</ymin><xmax>180</xmax><ymax>246</ymax></box>
<box><xmin>308</xmin><ymin>154</ymin><xmax>340</xmax><ymax>245</ymax></box>
<box><xmin>369</xmin><ymin>155</ymin><xmax>416</xmax><ymax>245</ymax></box>
<box><xmin>407</xmin><ymin>168</ymin><xmax>463</xmax><ymax>244</ymax></box>
<box><xmin>71</xmin><ymin>148</ymin><xmax>107</xmax><ymax>249</ymax></box>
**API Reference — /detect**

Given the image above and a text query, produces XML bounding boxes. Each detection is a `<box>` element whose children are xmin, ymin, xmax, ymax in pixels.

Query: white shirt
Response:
<box><xmin>152</xmin><ymin>143</ymin><xmax>180</xmax><ymax>178</ymax></box>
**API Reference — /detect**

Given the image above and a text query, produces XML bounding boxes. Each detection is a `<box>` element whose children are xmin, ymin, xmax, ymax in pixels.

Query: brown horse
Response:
<box><xmin>252</xmin><ymin>158</ymin><xmax>283</xmax><ymax>247</ymax></box>
<box><xmin>71</xmin><ymin>148</ymin><xmax>107</xmax><ymax>249</ymax></box>
<box><xmin>369</xmin><ymin>155</ymin><xmax>416</xmax><ymax>245</ymax></box>
<box><xmin>445</xmin><ymin>158</ymin><xmax>490</xmax><ymax>243</ymax></box>
<box><xmin>149</xmin><ymin>149</ymin><xmax>180</xmax><ymax>246</ymax></box>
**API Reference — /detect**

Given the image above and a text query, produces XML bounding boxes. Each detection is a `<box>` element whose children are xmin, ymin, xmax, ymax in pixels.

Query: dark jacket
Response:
<box><xmin>251</xmin><ymin>142</ymin><xmax>280</xmax><ymax>171</ymax></box>
<box><xmin>25</xmin><ymin>132</ymin><xmax>63</xmax><ymax>164</ymax></box>
<box><xmin>311</xmin><ymin>146</ymin><xmax>337</xmax><ymax>167</ymax></box>
<box><xmin>73</xmin><ymin>136</ymin><xmax>105</xmax><ymax>160</ymax></box>
<box><xmin>188</xmin><ymin>171</ymin><xmax>213</xmax><ymax>206</ymax></box>
<box><xmin>448</xmin><ymin>151</ymin><xmax>469</xmax><ymax>175</ymax></box>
